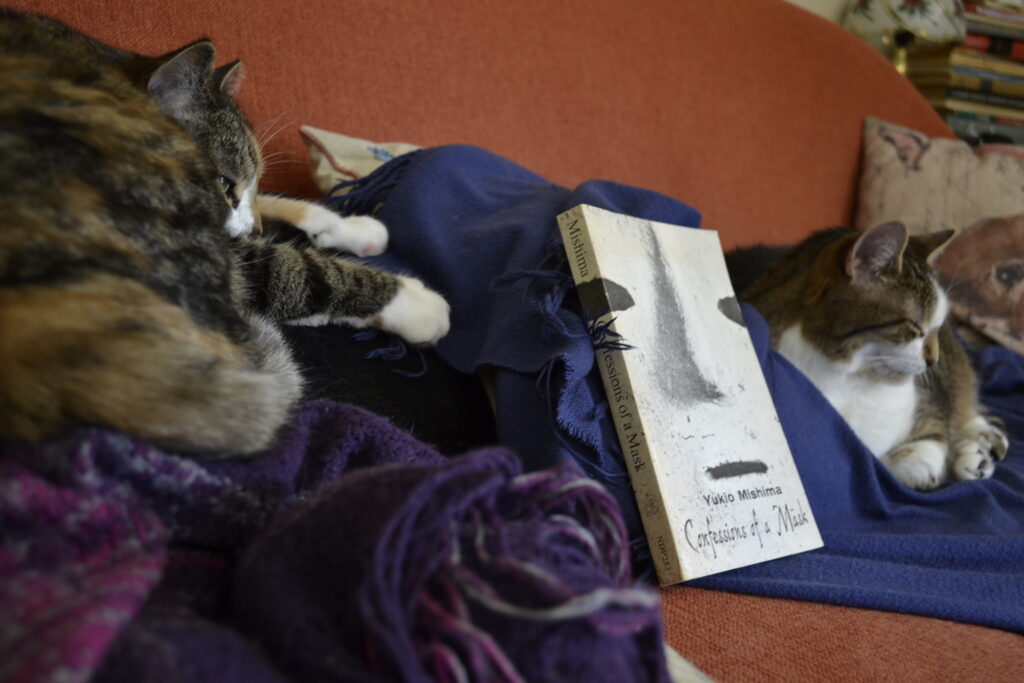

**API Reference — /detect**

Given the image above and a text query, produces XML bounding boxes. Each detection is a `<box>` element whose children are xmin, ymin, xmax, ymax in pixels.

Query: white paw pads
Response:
<box><xmin>960</xmin><ymin>415</ymin><xmax>1010</xmax><ymax>461</ymax></box>
<box><xmin>952</xmin><ymin>439</ymin><xmax>995</xmax><ymax>481</ymax></box>
<box><xmin>885</xmin><ymin>440</ymin><xmax>947</xmax><ymax>491</ymax></box>
<box><xmin>305</xmin><ymin>211</ymin><xmax>389</xmax><ymax>256</ymax></box>
<box><xmin>375</xmin><ymin>276</ymin><xmax>450</xmax><ymax>346</ymax></box>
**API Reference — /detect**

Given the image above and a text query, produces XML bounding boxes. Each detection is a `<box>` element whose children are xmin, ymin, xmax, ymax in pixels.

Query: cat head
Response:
<box><xmin>146</xmin><ymin>41</ymin><xmax>261</xmax><ymax>236</ymax></box>
<box><xmin>801</xmin><ymin>222</ymin><xmax>955</xmax><ymax>382</ymax></box>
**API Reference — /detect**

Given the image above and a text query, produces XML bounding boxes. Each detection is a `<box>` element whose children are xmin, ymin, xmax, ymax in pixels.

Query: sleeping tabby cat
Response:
<box><xmin>0</xmin><ymin>10</ymin><xmax>449</xmax><ymax>456</ymax></box>
<box><xmin>740</xmin><ymin>222</ymin><xmax>1009</xmax><ymax>490</ymax></box>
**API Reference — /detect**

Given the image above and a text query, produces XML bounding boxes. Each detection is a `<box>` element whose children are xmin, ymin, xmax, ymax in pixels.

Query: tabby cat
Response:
<box><xmin>0</xmin><ymin>10</ymin><xmax>449</xmax><ymax>457</ymax></box>
<box><xmin>740</xmin><ymin>222</ymin><xmax>1009</xmax><ymax>490</ymax></box>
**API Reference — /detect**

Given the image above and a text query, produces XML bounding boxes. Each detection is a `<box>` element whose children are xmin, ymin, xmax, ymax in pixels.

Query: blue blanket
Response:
<box><xmin>332</xmin><ymin>145</ymin><xmax>1024</xmax><ymax>632</ymax></box>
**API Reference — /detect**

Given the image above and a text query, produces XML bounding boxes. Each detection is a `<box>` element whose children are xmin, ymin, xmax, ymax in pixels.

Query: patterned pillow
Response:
<box><xmin>855</xmin><ymin>118</ymin><xmax>1024</xmax><ymax>355</ymax></box>
<box><xmin>299</xmin><ymin>124</ymin><xmax>420</xmax><ymax>195</ymax></box>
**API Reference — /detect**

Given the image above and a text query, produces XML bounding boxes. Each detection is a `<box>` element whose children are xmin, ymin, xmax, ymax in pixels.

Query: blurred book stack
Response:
<box><xmin>908</xmin><ymin>1</ymin><xmax>1024</xmax><ymax>144</ymax></box>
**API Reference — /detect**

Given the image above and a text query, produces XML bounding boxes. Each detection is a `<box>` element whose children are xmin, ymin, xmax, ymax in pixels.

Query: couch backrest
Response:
<box><xmin>6</xmin><ymin>0</ymin><xmax>950</xmax><ymax>247</ymax></box>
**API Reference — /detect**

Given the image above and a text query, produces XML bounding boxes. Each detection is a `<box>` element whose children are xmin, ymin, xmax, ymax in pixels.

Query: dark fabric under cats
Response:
<box><xmin>283</xmin><ymin>325</ymin><xmax>497</xmax><ymax>455</ymax></box>
<box><xmin>0</xmin><ymin>402</ymin><xmax>668</xmax><ymax>683</ymax></box>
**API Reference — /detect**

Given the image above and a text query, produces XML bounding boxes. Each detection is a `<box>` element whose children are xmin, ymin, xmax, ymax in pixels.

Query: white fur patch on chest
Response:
<box><xmin>225</xmin><ymin>182</ymin><xmax>257</xmax><ymax>237</ymax></box>
<box><xmin>777</xmin><ymin>324</ymin><xmax>917</xmax><ymax>457</ymax></box>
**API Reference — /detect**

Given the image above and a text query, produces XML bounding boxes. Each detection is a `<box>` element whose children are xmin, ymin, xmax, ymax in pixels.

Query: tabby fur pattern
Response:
<box><xmin>740</xmin><ymin>223</ymin><xmax>1008</xmax><ymax>490</ymax></box>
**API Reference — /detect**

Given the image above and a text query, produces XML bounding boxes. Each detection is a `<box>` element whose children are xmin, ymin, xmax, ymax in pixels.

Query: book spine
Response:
<box><xmin>556</xmin><ymin>206</ymin><xmax>683</xmax><ymax>584</ymax></box>
<box><xmin>954</xmin><ymin>64</ymin><xmax>1024</xmax><ymax>85</ymax></box>
<box><xmin>910</xmin><ymin>71</ymin><xmax>1024</xmax><ymax>98</ymax></box>
<box><xmin>946</xmin><ymin>112</ymin><xmax>1024</xmax><ymax>143</ymax></box>
<box><xmin>948</xmin><ymin>109</ymin><xmax>1024</xmax><ymax>127</ymax></box>
<box><xmin>949</xmin><ymin>86</ymin><xmax>1024</xmax><ymax>109</ymax></box>
<box><xmin>966</xmin><ymin>16</ymin><xmax>1024</xmax><ymax>41</ymax></box>
<box><xmin>940</xmin><ymin>49</ymin><xmax>1024</xmax><ymax>78</ymax></box>
<box><xmin>965</xmin><ymin>2</ymin><xmax>1024</xmax><ymax>25</ymax></box>
<box><xmin>965</xmin><ymin>32</ymin><xmax>1024</xmax><ymax>61</ymax></box>
<box><xmin>929</xmin><ymin>96</ymin><xmax>1024</xmax><ymax>120</ymax></box>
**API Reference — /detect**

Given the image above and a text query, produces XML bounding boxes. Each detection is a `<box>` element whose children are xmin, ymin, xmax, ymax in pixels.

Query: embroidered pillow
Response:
<box><xmin>300</xmin><ymin>124</ymin><xmax>420</xmax><ymax>195</ymax></box>
<box><xmin>855</xmin><ymin>117</ymin><xmax>1024</xmax><ymax>354</ymax></box>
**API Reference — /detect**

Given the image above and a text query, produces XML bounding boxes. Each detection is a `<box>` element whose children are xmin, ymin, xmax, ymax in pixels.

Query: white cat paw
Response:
<box><xmin>301</xmin><ymin>206</ymin><xmax>389</xmax><ymax>256</ymax></box>
<box><xmin>952</xmin><ymin>439</ymin><xmax>995</xmax><ymax>481</ymax></box>
<box><xmin>884</xmin><ymin>440</ymin><xmax>947</xmax><ymax>491</ymax></box>
<box><xmin>374</xmin><ymin>275</ymin><xmax>450</xmax><ymax>345</ymax></box>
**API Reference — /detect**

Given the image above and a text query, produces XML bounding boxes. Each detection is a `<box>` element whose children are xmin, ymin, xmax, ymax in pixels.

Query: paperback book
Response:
<box><xmin>557</xmin><ymin>204</ymin><xmax>823</xmax><ymax>584</ymax></box>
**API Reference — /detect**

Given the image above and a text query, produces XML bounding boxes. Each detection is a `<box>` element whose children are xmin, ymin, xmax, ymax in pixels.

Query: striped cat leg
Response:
<box><xmin>256</xmin><ymin>194</ymin><xmax>388</xmax><ymax>256</ymax></box>
<box><xmin>943</xmin><ymin>331</ymin><xmax>1008</xmax><ymax>482</ymax></box>
<box><xmin>234</xmin><ymin>238</ymin><xmax>449</xmax><ymax>345</ymax></box>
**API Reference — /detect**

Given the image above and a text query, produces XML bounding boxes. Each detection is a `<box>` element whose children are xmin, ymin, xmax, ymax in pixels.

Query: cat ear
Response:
<box><xmin>846</xmin><ymin>221</ymin><xmax>908</xmax><ymax>280</ymax></box>
<box><xmin>148</xmin><ymin>40</ymin><xmax>216</xmax><ymax>121</ymax></box>
<box><xmin>213</xmin><ymin>60</ymin><xmax>245</xmax><ymax>97</ymax></box>
<box><xmin>915</xmin><ymin>229</ymin><xmax>957</xmax><ymax>265</ymax></box>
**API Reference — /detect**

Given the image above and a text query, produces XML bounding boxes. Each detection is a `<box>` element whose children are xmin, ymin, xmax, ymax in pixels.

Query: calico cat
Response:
<box><xmin>0</xmin><ymin>10</ymin><xmax>449</xmax><ymax>456</ymax></box>
<box><xmin>740</xmin><ymin>222</ymin><xmax>1009</xmax><ymax>490</ymax></box>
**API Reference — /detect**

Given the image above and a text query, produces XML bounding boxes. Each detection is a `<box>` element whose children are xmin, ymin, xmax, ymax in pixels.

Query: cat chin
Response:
<box><xmin>855</xmin><ymin>358</ymin><xmax>927</xmax><ymax>383</ymax></box>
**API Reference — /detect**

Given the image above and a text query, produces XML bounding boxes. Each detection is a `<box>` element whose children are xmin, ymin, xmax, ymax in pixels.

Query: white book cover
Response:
<box><xmin>558</xmin><ymin>204</ymin><xmax>823</xmax><ymax>584</ymax></box>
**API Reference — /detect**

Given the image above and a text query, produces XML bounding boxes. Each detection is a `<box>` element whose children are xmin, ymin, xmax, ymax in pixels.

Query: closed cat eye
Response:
<box><xmin>839</xmin><ymin>319</ymin><xmax>921</xmax><ymax>341</ymax></box>
<box><xmin>218</xmin><ymin>176</ymin><xmax>239</xmax><ymax>207</ymax></box>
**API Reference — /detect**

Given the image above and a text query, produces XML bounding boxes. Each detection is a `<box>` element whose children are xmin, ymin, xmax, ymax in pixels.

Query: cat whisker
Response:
<box><xmin>938</xmin><ymin>260</ymin><xmax>970</xmax><ymax>294</ymax></box>
<box><xmin>252</xmin><ymin>112</ymin><xmax>289</xmax><ymax>136</ymax></box>
<box><xmin>255</xmin><ymin>115</ymin><xmax>296</xmax><ymax>150</ymax></box>
<box><xmin>260</xmin><ymin>155</ymin><xmax>301</xmax><ymax>168</ymax></box>
<box><xmin>262</xmin><ymin>161</ymin><xmax>305</xmax><ymax>172</ymax></box>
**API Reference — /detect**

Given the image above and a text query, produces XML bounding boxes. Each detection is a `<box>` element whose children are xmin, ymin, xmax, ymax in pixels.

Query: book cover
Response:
<box><xmin>557</xmin><ymin>204</ymin><xmax>823</xmax><ymax>584</ymax></box>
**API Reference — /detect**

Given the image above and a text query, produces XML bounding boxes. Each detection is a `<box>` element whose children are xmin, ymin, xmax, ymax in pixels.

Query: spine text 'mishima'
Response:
<box><xmin>564</xmin><ymin>218</ymin><xmax>590</xmax><ymax>280</ymax></box>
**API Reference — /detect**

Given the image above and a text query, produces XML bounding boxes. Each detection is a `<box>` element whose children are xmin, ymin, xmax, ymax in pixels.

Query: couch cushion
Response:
<box><xmin>300</xmin><ymin>125</ymin><xmax>420</xmax><ymax>194</ymax></box>
<box><xmin>661</xmin><ymin>587</ymin><xmax>1024</xmax><ymax>682</ymax></box>
<box><xmin>855</xmin><ymin>117</ymin><xmax>1024</xmax><ymax>354</ymax></box>
<box><xmin>7</xmin><ymin>0</ymin><xmax>951</xmax><ymax>248</ymax></box>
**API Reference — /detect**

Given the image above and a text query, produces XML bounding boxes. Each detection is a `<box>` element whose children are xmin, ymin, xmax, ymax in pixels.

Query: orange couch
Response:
<box><xmin>9</xmin><ymin>0</ymin><xmax>1023</xmax><ymax>679</ymax></box>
